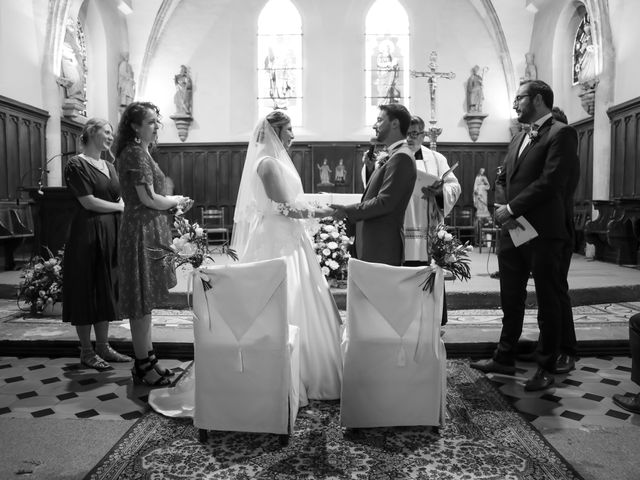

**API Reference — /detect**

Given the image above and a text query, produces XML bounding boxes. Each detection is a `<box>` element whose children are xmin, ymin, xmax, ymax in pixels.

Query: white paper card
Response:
<box><xmin>509</xmin><ymin>216</ymin><xmax>538</xmax><ymax>247</ymax></box>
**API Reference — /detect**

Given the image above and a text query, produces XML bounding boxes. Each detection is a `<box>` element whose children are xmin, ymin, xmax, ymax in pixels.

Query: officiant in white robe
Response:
<box><xmin>403</xmin><ymin>116</ymin><xmax>461</xmax><ymax>325</ymax></box>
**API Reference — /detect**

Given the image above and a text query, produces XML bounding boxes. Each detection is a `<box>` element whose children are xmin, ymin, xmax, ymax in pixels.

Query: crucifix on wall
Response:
<box><xmin>410</xmin><ymin>51</ymin><xmax>455</xmax><ymax>150</ymax></box>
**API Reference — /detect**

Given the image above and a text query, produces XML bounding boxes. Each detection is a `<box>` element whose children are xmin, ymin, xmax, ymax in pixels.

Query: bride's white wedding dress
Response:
<box><xmin>149</xmin><ymin>119</ymin><xmax>342</xmax><ymax>418</ymax></box>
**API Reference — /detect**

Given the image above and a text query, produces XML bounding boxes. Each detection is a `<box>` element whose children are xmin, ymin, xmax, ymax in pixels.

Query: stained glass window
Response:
<box><xmin>573</xmin><ymin>13</ymin><xmax>596</xmax><ymax>85</ymax></box>
<box><xmin>257</xmin><ymin>0</ymin><xmax>302</xmax><ymax>123</ymax></box>
<box><xmin>365</xmin><ymin>0</ymin><xmax>410</xmax><ymax>122</ymax></box>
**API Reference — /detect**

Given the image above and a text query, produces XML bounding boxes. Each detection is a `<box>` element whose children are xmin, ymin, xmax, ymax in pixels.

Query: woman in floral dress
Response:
<box><xmin>113</xmin><ymin>102</ymin><xmax>190</xmax><ymax>387</ymax></box>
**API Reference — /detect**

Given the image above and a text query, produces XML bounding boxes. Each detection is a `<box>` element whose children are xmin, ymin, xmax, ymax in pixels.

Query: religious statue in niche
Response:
<box><xmin>317</xmin><ymin>159</ymin><xmax>334</xmax><ymax>187</ymax></box>
<box><xmin>466</xmin><ymin>65</ymin><xmax>487</xmax><ymax>113</ymax></box>
<box><xmin>334</xmin><ymin>159</ymin><xmax>347</xmax><ymax>184</ymax></box>
<box><xmin>473</xmin><ymin>168</ymin><xmax>491</xmax><ymax>218</ymax></box>
<box><xmin>174</xmin><ymin>65</ymin><xmax>193</xmax><ymax>116</ymax></box>
<box><xmin>118</xmin><ymin>54</ymin><xmax>136</xmax><ymax>107</ymax></box>
<box><xmin>170</xmin><ymin>65</ymin><xmax>194</xmax><ymax>142</ymax></box>
<box><xmin>521</xmin><ymin>52</ymin><xmax>538</xmax><ymax>82</ymax></box>
<box><xmin>57</xmin><ymin>18</ymin><xmax>87</xmax><ymax>118</ymax></box>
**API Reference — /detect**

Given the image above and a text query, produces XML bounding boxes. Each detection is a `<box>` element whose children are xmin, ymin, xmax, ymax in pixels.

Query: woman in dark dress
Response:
<box><xmin>63</xmin><ymin>118</ymin><xmax>131</xmax><ymax>370</ymax></box>
<box><xmin>113</xmin><ymin>102</ymin><xmax>190</xmax><ymax>387</ymax></box>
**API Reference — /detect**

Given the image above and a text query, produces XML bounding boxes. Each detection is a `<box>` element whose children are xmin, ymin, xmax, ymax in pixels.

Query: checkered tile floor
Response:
<box><xmin>1</xmin><ymin>355</ymin><xmax>638</xmax><ymax>431</ymax></box>
<box><xmin>0</xmin><ymin>357</ymin><xmax>188</xmax><ymax>420</ymax></box>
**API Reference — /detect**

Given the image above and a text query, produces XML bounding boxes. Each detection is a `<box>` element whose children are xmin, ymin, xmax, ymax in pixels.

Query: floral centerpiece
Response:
<box><xmin>313</xmin><ymin>216</ymin><xmax>353</xmax><ymax>286</ymax></box>
<box><xmin>421</xmin><ymin>223</ymin><xmax>472</xmax><ymax>292</ymax></box>
<box><xmin>17</xmin><ymin>248</ymin><xmax>64</xmax><ymax>314</ymax></box>
<box><xmin>149</xmin><ymin>214</ymin><xmax>238</xmax><ymax>270</ymax></box>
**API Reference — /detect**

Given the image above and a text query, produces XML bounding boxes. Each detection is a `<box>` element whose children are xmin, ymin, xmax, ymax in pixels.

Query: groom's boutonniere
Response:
<box><xmin>528</xmin><ymin>126</ymin><xmax>540</xmax><ymax>142</ymax></box>
<box><xmin>375</xmin><ymin>151</ymin><xmax>389</xmax><ymax>167</ymax></box>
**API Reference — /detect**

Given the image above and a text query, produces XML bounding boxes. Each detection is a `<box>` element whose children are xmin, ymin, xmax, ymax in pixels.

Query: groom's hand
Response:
<box><xmin>330</xmin><ymin>204</ymin><xmax>347</xmax><ymax>220</ymax></box>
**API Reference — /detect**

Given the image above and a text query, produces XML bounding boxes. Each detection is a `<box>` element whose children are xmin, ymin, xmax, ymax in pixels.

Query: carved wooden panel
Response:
<box><xmin>154</xmin><ymin>142</ymin><xmax>510</xmax><ymax>225</ymax></box>
<box><xmin>571</xmin><ymin>116</ymin><xmax>594</xmax><ymax>203</ymax></box>
<box><xmin>608</xmin><ymin>96</ymin><xmax>640</xmax><ymax>199</ymax></box>
<box><xmin>0</xmin><ymin>95</ymin><xmax>49</xmax><ymax>200</ymax></box>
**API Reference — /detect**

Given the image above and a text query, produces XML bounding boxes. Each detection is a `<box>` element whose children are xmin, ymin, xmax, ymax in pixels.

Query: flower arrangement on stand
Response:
<box><xmin>17</xmin><ymin>248</ymin><xmax>64</xmax><ymax>314</ymax></box>
<box><xmin>149</xmin><ymin>214</ymin><xmax>238</xmax><ymax>270</ymax></box>
<box><xmin>421</xmin><ymin>223</ymin><xmax>472</xmax><ymax>292</ymax></box>
<box><xmin>313</xmin><ymin>216</ymin><xmax>353</xmax><ymax>288</ymax></box>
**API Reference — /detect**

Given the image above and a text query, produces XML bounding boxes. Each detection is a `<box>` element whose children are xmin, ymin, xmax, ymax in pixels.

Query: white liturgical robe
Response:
<box><xmin>404</xmin><ymin>146</ymin><xmax>461</xmax><ymax>262</ymax></box>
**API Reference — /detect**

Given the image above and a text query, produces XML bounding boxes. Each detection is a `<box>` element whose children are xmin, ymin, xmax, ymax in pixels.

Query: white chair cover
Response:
<box><xmin>192</xmin><ymin>257</ymin><xmax>299</xmax><ymax>434</ymax></box>
<box><xmin>341</xmin><ymin>258</ymin><xmax>446</xmax><ymax>428</ymax></box>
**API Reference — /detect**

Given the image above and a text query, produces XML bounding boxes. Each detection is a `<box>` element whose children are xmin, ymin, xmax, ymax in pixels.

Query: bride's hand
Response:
<box><xmin>314</xmin><ymin>206</ymin><xmax>335</xmax><ymax>218</ymax></box>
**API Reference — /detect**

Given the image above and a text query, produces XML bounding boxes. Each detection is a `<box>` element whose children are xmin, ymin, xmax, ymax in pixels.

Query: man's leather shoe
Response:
<box><xmin>554</xmin><ymin>354</ymin><xmax>576</xmax><ymax>374</ymax></box>
<box><xmin>470</xmin><ymin>358</ymin><xmax>516</xmax><ymax>375</ymax></box>
<box><xmin>612</xmin><ymin>393</ymin><xmax>640</xmax><ymax>414</ymax></box>
<box><xmin>516</xmin><ymin>351</ymin><xmax>537</xmax><ymax>362</ymax></box>
<box><xmin>524</xmin><ymin>368</ymin><xmax>554</xmax><ymax>391</ymax></box>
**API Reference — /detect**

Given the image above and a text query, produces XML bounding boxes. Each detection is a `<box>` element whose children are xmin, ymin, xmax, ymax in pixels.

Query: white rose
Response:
<box><xmin>179</xmin><ymin>242</ymin><xmax>197</xmax><ymax>257</ymax></box>
<box><xmin>321</xmin><ymin>266</ymin><xmax>330</xmax><ymax>276</ymax></box>
<box><xmin>437</xmin><ymin>230</ymin><xmax>446</xmax><ymax>239</ymax></box>
<box><xmin>331</xmin><ymin>231</ymin><xmax>339</xmax><ymax>239</ymax></box>
<box><xmin>444</xmin><ymin>233</ymin><xmax>453</xmax><ymax>242</ymax></box>
<box><xmin>445</xmin><ymin>254</ymin><xmax>456</xmax><ymax>263</ymax></box>
<box><xmin>195</xmin><ymin>227</ymin><xmax>204</xmax><ymax>237</ymax></box>
<box><xmin>320</xmin><ymin>233</ymin><xmax>329</xmax><ymax>240</ymax></box>
<box><xmin>327</xmin><ymin>241</ymin><xmax>338</xmax><ymax>250</ymax></box>
<box><xmin>324</xmin><ymin>225</ymin><xmax>335</xmax><ymax>233</ymax></box>
<box><xmin>322</xmin><ymin>248</ymin><xmax>331</xmax><ymax>256</ymax></box>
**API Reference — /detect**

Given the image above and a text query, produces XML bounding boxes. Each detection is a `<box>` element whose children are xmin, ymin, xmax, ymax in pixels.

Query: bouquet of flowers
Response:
<box><xmin>421</xmin><ymin>224</ymin><xmax>472</xmax><ymax>292</ymax></box>
<box><xmin>17</xmin><ymin>248</ymin><xmax>64</xmax><ymax>314</ymax></box>
<box><xmin>313</xmin><ymin>217</ymin><xmax>353</xmax><ymax>284</ymax></box>
<box><xmin>149</xmin><ymin>214</ymin><xmax>237</xmax><ymax>269</ymax></box>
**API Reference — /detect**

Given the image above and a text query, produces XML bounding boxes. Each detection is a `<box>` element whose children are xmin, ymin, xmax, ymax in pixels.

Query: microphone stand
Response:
<box><xmin>16</xmin><ymin>151</ymin><xmax>76</xmax><ymax>205</ymax></box>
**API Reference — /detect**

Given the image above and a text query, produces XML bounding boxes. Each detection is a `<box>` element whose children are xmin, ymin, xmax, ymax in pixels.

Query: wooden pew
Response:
<box><xmin>0</xmin><ymin>202</ymin><xmax>34</xmax><ymax>270</ymax></box>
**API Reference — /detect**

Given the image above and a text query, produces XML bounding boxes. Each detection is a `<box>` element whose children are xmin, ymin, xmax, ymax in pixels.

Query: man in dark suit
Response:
<box><xmin>332</xmin><ymin>103</ymin><xmax>416</xmax><ymax>266</ymax></box>
<box><xmin>470</xmin><ymin>80</ymin><xmax>579</xmax><ymax>391</ymax></box>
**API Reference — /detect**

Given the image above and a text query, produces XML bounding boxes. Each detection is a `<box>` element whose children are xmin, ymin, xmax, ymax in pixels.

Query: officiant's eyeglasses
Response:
<box><xmin>407</xmin><ymin>131</ymin><xmax>426</xmax><ymax>138</ymax></box>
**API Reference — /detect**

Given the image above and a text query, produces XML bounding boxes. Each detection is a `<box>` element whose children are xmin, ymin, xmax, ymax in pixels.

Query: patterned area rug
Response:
<box><xmin>85</xmin><ymin>360</ymin><xmax>584</xmax><ymax>480</ymax></box>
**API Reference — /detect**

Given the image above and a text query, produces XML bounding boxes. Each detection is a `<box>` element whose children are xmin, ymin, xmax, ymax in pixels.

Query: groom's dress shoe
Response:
<box><xmin>524</xmin><ymin>368</ymin><xmax>554</xmax><ymax>391</ymax></box>
<box><xmin>612</xmin><ymin>393</ymin><xmax>640</xmax><ymax>414</ymax></box>
<box><xmin>554</xmin><ymin>355</ymin><xmax>576</xmax><ymax>374</ymax></box>
<box><xmin>470</xmin><ymin>359</ymin><xmax>516</xmax><ymax>375</ymax></box>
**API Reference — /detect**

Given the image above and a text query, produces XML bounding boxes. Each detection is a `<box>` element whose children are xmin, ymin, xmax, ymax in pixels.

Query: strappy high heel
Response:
<box><xmin>148</xmin><ymin>349</ymin><xmax>175</xmax><ymax>377</ymax></box>
<box><xmin>131</xmin><ymin>357</ymin><xmax>171</xmax><ymax>387</ymax></box>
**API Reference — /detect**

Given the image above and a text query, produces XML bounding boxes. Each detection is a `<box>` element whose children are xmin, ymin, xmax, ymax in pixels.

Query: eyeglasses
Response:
<box><xmin>513</xmin><ymin>94</ymin><xmax>531</xmax><ymax>105</ymax></box>
<box><xmin>407</xmin><ymin>131</ymin><xmax>426</xmax><ymax>138</ymax></box>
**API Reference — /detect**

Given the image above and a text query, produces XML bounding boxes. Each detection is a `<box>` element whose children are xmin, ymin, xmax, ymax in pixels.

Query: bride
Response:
<box><xmin>149</xmin><ymin>111</ymin><xmax>342</xmax><ymax>415</ymax></box>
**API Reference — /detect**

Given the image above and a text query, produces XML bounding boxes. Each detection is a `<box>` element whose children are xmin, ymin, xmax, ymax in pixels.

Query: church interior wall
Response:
<box><xmin>137</xmin><ymin>0</ymin><xmax>526</xmax><ymax>144</ymax></box>
<box><xmin>609</xmin><ymin>0</ymin><xmax>640</xmax><ymax>105</ymax></box>
<box><xmin>0</xmin><ymin>1</ymin><xmax>47</xmax><ymax>108</ymax></box>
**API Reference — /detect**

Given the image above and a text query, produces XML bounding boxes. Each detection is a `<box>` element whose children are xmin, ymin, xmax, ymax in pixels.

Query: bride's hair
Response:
<box><xmin>257</xmin><ymin>110</ymin><xmax>290</xmax><ymax>142</ymax></box>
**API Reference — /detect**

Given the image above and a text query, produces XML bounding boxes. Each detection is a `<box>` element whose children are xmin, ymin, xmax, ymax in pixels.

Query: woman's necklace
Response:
<box><xmin>82</xmin><ymin>154</ymin><xmax>109</xmax><ymax>175</ymax></box>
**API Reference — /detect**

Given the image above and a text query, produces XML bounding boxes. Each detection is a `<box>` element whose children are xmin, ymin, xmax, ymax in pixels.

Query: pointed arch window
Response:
<box><xmin>365</xmin><ymin>0</ymin><xmax>410</xmax><ymax>122</ymax></box>
<box><xmin>572</xmin><ymin>12</ymin><xmax>596</xmax><ymax>85</ymax></box>
<box><xmin>257</xmin><ymin>0</ymin><xmax>302</xmax><ymax>123</ymax></box>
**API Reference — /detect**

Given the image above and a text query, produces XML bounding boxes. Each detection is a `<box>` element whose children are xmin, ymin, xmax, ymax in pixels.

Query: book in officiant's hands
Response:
<box><xmin>421</xmin><ymin>161</ymin><xmax>459</xmax><ymax>187</ymax></box>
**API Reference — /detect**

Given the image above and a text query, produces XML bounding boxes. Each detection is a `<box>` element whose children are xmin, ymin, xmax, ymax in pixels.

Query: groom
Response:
<box><xmin>332</xmin><ymin>104</ymin><xmax>416</xmax><ymax>266</ymax></box>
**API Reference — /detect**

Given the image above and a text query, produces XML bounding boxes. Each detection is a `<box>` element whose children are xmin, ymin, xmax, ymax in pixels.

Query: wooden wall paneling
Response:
<box><xmin>0</xmin><ymin>96</ymin><xmax>49</xmax><ymax>201</ymax></box>
<box><xmin>607</xmin><ymin>96</ymin><xmax>640</xmax><ymax>199</ymax></box>
<box><xmin>573</xmin><ymin>117</ymin><xmax>594</xmax><ymax>203</ymax></box>
<box><xmin>0</xmin><ymin>112</ymin><xmax>7</xmax><ymax>199</ymax></box>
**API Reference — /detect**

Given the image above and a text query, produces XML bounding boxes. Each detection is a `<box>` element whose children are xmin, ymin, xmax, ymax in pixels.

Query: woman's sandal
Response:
<box><xmin>131</xmin><ymin>357</ymin><xmax>171</xmax><ymax>387</ymax></box>
<box><xmin>96</xmin><ymin>344</ymin><xmax>132</xmax><ymax>363</ymax></box>
<box><xmin>148</xmin><ymin>349</ymin><xmax>175</xmax><ymax>377</ymax></box>
<box><xmin>81</xmin><ymin>352</ymin><xmax>113</xmax><ymax>372</ymax></box>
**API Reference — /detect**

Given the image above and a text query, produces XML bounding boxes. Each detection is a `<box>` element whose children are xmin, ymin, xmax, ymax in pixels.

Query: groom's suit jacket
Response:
<box><xmin>343</xmin><ymin>141</ymin><xmax>417</xmax><ymax>266</ymax></box>
<box><xmin>495</xmin><ymin>117</ymin><xmax>579</xmax><ymax>251</ymax></box>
